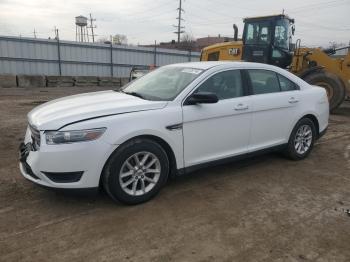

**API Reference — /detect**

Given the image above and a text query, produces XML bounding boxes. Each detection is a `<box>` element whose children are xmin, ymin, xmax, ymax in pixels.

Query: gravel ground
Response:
<box><xmin>0</xmin><ymin>87</ymin><xmax>350</xmax><ymax>262</ymax></box>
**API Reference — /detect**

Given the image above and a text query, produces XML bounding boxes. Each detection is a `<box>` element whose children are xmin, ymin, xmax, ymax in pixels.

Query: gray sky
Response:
<box><xmin>0</xmin><ymin>0</ymin><xmax>349</xmax><ymax>47</ymax></box>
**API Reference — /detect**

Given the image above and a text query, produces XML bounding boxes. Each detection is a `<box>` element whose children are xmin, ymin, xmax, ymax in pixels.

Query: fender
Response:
<box><xmin>109</xmin><ymin>129</ymin><xmax>184</xmax><ymax>170</ymax></box>
<box><xmin>287</xmin><ymin>111</ymin><xmax>321</xmax><ymax>140</ymax></box>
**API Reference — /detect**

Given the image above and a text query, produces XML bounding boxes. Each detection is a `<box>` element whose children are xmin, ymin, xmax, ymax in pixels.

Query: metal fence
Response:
<box><xmin>0</xmin><ymin>36</ymin><xmax>200</xmax><ymax>77</ymax></box>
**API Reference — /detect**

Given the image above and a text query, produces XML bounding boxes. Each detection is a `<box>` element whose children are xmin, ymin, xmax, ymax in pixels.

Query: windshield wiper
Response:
<box><xmin>120</xmin><ymin>90</ymin><xmax>145</xmax><ymax>99</ymax></box>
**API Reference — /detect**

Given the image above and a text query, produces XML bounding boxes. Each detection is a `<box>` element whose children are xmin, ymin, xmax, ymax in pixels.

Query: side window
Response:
<box><xmin>196</xmin><ymin>70</ymin><xmax>243</xmax><ymax>100</ymax></box>
<box><xmin>247</xmin><ymin>70</ymin><xmax>280</xmax><ymax>95</ymax></box>
<box><xmin>277</xmin><ymin>74</ymin><xmax>298</xmax><ymax>91</ymax></box>
<box><xmin>207</xmin><ymin>51</ymin><xmax>220</xmax><ymax>61</ymax></box>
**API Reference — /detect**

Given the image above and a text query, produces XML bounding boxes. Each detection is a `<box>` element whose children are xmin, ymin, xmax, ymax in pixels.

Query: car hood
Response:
<box><xmin>28</xmin><ymin>90</ymin><xmax>167</xmax><ymax>130</ymax></box>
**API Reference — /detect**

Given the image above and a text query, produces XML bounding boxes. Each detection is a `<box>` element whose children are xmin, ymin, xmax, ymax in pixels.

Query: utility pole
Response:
<box><xmin>54</xmin><ymin>27</ymin><xmax>62</xmax><ymax>76</ymax></box>
<box><xmin>88</xmin><ymin>13</ymin><xmax>97</xmax><ymax>42</ymax></box>
<box><xmin>53</xmin><ymin>26</ymin><xmax>59</xmax><ymax>40</ymax></box>
<box><xmin>33</xmin><ymin>28</ymin><xmax>37</xmax><ymax>38</ymax></box>
<box><xmin>173</xmin><ymin>0</ymin><xmax>185</xmax><ymax>43</ymax></box>
<box><xmin>154</xmin><ymin>40</ymin><xmax>157</xmax><ymax>66</ymax></box>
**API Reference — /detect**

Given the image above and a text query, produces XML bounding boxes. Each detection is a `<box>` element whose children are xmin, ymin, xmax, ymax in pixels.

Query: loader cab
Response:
<box><xmin>242</xmin><ymin>14</ymin><xmax>295</xmax><ymax>68</ymax></box>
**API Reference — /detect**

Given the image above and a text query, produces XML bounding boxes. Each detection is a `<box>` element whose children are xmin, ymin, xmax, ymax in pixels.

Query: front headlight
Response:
<box><xmin>45</xmin><ymin>128</ymin><xmax>106</xmax><ymax>145</ymax></box>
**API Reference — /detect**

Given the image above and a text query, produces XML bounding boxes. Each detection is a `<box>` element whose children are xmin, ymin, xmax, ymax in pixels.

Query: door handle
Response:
<box><xmin>288</xmin><ymin>97</ymin><xmax>299</xmax><ymax>104</ymax></box>
<box><xmin>234</xmin><ymin>103</ymin><xmax>249</xmax><ymax>111</ymax></box>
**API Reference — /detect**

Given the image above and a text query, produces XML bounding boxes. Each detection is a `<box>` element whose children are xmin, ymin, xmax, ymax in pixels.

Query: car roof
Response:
<box><xmin>167</xmin><ymin>61</ymin><xmax>231</xmax><ymax>70</ymax></box>
<box><xmin>166</xmin><ymin>61</ymin><xmax>305</xmax><ymax>87</ymax></box>
<box><xmin>167</xmin><ymin>61</ymin><xmax>281</xmax><ymax>71</ymax></box>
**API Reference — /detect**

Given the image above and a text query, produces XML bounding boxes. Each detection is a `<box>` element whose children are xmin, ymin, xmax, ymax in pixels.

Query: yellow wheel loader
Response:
<box><xmin>200</xmin><ymin>14</ymin><xmax>350</xmax><ymax>111</ymax></box>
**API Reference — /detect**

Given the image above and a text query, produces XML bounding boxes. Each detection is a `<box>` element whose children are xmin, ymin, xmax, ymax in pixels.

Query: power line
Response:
<box><xmin>199</xmin><ymin>0</ymin><xmax>258</xmax><ymax>12</ymax></box>
<box><xmin>105</xmin><ymin>6</ymin><xmax>176</xmax><ymax>25</ymax></box>
<box><xmin>128</xmin><ymin>8</ymin><xmax>176</xmax><ymax>23</ymax></box>
<box><xmin>186</xmin><ymin>14</ymin><xmax>242</xmax><ymax>26</ymax></box>
<box><xmin>187</xmin><ymin>1</ymin><xmax>248</xmax><ymax>18</ymax></box>
<box><xmin>297</xmin><ymin>20</ymin><xmax>350</xmax><ymax>31</ymax></box>
<box><xmin>288</xmin><ymin>0</ymin><xmax>347</xmax><ymax>12</ymax></box>
<box><xmin>124</xmin><ymin>0</ymin><xmax>175</xmax><ymax>16</ymax></box>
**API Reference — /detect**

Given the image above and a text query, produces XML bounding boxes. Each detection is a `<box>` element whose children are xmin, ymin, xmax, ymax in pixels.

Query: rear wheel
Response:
<box><xmin>285</xmin><ymin>118</ymin><xmax>316</xmax><ymax>160</ymax></box>
<box><xmin>102</xmin><ymin>138</ymin><xmax>169</xmax><ymax>205</ymax></box>
<box><xmin>303</xmin><ymin>70</ymin><xmax>346</xmax><ymax>111</ymax></box>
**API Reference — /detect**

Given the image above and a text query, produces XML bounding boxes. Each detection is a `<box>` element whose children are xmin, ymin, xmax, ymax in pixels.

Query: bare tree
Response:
<box><xmin>97</xmin><ymin>37</ymin><xmax>110</xmax><ymax>44</ymax></box>
<box><xmin>179</xmin><ymin>33</ymin><xmax>196</xmax><ymax>51</ymax></box>
<box><xmin>112</xmin><ymin>34</ymin><xmax>128</xmax><ymax>45</ymax></box>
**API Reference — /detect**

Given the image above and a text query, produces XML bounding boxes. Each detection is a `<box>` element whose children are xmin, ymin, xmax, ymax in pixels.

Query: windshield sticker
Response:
<box><xmin>181</xmin><ymin>68</ymin><xmax>202</xmax><ymax>75</ymax></box>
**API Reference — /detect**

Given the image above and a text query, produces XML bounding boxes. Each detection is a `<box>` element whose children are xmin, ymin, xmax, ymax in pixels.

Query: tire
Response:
<box><xmin>303</xmin><ymin>70</ymin><xmax>346</xmax><ymax>112</ymax></box>
<box><xmin>285</xmin><ymin>118</ymin><xmax>316</xmax><ymax>160</ymax></box>
<box><xmin>102</xmin><ymin>138</ymin><xmax>169</xmax><ymax>205</ymax></box>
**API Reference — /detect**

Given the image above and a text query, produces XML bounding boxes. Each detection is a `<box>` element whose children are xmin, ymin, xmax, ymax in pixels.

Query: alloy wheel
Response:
<box><xmin>294</xmin><ymin>125</ymin><xmax>313</xmax><ymax>155</ymax></box>
<box><xmin>119</xmin><ymin>151</ymin><xmax>161</xmax><ymax>196</ymax></box>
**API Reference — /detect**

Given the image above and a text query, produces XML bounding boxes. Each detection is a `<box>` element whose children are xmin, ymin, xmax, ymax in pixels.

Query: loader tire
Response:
<box><xmin>303</xmin><ymin>71</ymin><xmax>346</xmax><ymax>112</ymax></box>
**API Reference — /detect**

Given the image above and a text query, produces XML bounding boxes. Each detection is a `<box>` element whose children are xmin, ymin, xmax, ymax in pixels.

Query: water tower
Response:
<box><xmin>75</xmin><ymin>16</ymin><xmax>89</xmax><ymax>42</ymax></box>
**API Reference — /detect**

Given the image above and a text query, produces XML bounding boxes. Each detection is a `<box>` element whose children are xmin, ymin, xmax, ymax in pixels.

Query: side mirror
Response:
<box><xmin>185</xmin><ymin>92</ymin><xmax>219</xmax><ymax>105</ymax></box>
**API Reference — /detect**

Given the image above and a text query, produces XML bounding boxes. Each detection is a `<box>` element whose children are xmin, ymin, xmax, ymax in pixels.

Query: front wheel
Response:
<box><xmin>102</xmin><ymin>138</ymin><xmax>169</xmax><ymax>205</ymax></box>
<box><xmin>285</xmin><ymin>118</ymin><xmax>316</xmax><ymax>160</ymax></box>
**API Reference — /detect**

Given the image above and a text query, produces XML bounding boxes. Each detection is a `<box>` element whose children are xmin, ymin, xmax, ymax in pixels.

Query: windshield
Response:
<box><xmin>122</xmin><ymin>66</ymin><xmax>204</xmax><ymax>101</ymax></box>
<box><xmin>274</xmin><ymin>19</ymin><xmax>290</xmax><ymax>49</ymax></box>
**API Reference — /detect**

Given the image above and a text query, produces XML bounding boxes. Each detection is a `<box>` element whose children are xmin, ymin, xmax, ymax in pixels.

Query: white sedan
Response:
<box><xmin>19</xmin><ymin>62</ymin><xmax>329</xmax><ymax>204</ymax></box>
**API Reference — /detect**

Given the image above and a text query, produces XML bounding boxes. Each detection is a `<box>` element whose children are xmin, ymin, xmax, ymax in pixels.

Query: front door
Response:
<box><xmin>182</xmin><ymin>70</ymin><xmax>252</xmax><ymax>168</ymax></box>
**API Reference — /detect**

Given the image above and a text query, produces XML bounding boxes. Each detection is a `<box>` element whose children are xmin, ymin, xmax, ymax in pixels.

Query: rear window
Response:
<box><xmin>277</xmin><ymin>74</ymin><xmax>298</xmax><ymax>91</ymax></box>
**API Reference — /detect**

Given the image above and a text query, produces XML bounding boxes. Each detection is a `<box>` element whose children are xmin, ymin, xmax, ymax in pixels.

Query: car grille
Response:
<box><xmin>29</xmin><ymin>124</ymin><xmax>40</xmax><ymax>150</ymax></box>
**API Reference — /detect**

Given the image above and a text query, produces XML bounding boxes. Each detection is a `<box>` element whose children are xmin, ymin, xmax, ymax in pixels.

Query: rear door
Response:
<box><xmin>245</xmin><ymin>69</ymin><xmax>301</xmax><ymax>151</ymax></box>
